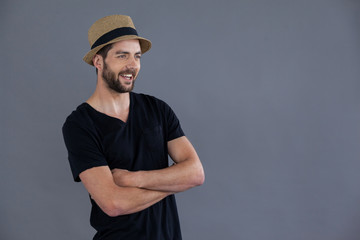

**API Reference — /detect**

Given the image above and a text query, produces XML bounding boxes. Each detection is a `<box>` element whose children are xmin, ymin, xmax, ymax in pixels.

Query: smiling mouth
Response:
<box><xmin>120</xmin><ymin>74</ymin><xmax>134</xmax><ymax>81</ymax></box>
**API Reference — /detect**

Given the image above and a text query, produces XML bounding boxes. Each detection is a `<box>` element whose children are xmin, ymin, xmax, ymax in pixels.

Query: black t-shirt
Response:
<box><xmin>62</xmin><ymin>92</ymin><xmax>184</xmax><ymax>240</ymax></box>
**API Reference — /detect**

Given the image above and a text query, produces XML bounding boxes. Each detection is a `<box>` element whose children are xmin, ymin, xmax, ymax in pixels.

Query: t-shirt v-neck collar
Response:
<box><xmin>83</xmin><ymin>92</ymin><xmax>133</xmax><ymax>125</ymax></box>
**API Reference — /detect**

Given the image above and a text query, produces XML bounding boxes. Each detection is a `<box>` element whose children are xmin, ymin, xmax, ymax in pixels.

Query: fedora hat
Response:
<box><xmin>83</xmin><ymin>15</ymin><xmax>152</xmax><ymax>65</ymax></box>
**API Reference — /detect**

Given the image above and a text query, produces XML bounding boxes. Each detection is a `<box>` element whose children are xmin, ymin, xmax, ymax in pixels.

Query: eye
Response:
<box><xmin>135</xmin><ymin>55</ymin><xmax>142</xmax><ymax>59</ymax></box>
<box><xmin>118</xmin><ymin>55</ymin><xmax>127</xmax><ymax>59</ymax></box>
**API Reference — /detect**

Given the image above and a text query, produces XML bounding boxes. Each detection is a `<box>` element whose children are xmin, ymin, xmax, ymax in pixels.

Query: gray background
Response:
<box><xmin>2</xmin><ymin>0</ymin><xmax>360</xmax><ymax>239</ymax></box>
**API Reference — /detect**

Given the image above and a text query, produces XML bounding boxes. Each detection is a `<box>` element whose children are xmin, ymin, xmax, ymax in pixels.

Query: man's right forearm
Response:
<box><xmin>79</xmin><ymin>166</ymin><xmax>173</xmax><ymax>217</ymax></box>
<box><xmin>108</xmin><ymin>186</ymin><xmax>174</xmax><ymax>216</ymax></box>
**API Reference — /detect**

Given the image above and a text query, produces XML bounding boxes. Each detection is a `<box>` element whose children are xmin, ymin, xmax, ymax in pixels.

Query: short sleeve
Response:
<box><xmin>62</xmin><ymin>120</ymin><xmax>108</xmax><ymax>182</ymax></box>
<box><xmin>163</xmin><ymin>102</ymin><xmax>185</xmax><ymax>141</ymax></box>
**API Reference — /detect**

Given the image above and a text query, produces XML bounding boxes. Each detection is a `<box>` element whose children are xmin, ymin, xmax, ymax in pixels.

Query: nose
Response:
<box><xmin>127</xmin><ymin>55</ymin><xmax>139</xmax><ymax>69</ymax></box>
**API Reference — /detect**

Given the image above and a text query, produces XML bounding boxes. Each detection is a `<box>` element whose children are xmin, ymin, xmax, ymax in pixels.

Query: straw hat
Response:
<box><xmin>83</xmin><ymin>15</ymin><xmax>152</xmax><ymax>65</ymax></box>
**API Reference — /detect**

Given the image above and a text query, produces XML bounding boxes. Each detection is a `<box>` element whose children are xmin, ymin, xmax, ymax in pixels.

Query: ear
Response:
<box><xmin>93</xmin><ymin>54</ymin><xmax>103</xmax><ymax>72</ymax></box>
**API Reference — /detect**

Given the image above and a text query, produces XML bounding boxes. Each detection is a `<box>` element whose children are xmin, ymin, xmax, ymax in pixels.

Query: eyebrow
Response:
<box><xmin>114</xmin><ymin>51</ymin><xmax>142</xmax><ymax>55</ymax></box>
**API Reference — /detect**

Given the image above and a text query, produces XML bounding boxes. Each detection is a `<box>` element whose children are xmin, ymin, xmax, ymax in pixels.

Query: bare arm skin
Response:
<box><xmin>79</xmin><ymin>166</ymin><xmax>173</xmax><ymax>217</ymax></box>
<box><xmin>112</xmin><ymin>136</ymin><xmax>205</xmax><ymax>193</ymax></box>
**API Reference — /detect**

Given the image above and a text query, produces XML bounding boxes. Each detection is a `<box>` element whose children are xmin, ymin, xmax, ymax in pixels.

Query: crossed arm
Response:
<box><xmin>79</xmin><ymin>136</ymin><xmax>204</xmax><ymax>217</ymax></box>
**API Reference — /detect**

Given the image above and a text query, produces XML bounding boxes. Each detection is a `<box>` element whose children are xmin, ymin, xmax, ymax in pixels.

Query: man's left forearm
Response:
<box><xmin>138</xmin><ymin>157</ymin><xmax>204</xmax><ymax>192</ymax></box>
<box><xmin>112</xmin><ymin>136</ymin><xmax>205</xmax><ymax>193</ymax></box>
<box><xmin>112</xmin><ymin>158</ymin><xmax>204</xmax><ymax>193</ymax></box>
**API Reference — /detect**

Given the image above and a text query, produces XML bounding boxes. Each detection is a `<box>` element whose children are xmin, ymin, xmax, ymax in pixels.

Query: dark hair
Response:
<box><xmin>95</xmin><ymin>44</ymin><xmax>113</xmax><ymax>74</ymax></box>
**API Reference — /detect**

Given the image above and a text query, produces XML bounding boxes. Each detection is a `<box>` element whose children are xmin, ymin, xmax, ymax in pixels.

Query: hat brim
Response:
<box><xmin>83</xmin><ymin>35</ymin><xmax>151</xmax><ymax>65</ymax></box>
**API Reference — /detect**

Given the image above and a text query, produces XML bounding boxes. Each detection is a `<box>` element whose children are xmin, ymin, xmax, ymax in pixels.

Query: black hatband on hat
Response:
<box><xmin>91</xmin><ymin>27</ymin><xmax>138</xmax><ymax>49</ymax></box>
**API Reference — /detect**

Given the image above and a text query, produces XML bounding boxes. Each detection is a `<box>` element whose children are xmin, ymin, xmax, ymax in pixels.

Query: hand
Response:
<box><xmin>111</xmin><ymin>168</ymin><xmax>138</xmax><ymax>187</ymax></box>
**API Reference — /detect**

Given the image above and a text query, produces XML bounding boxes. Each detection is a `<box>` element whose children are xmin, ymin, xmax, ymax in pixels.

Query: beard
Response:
<box><xmin>102</xmin><ymin>62</ymin><xmax>136</xmax><ymax>93</ymax></box>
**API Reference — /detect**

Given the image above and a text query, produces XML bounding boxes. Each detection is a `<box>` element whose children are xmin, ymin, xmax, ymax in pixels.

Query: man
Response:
<box><xmin>62</xmin><ymin>15</ymin><xmax>204</xmax><ymax>239</ymax></box>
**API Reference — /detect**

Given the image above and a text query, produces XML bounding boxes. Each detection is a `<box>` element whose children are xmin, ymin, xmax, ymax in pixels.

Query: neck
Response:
<box><xmin>87</xmin><ymin>77</ymin><xmax>131</xmax><ymax>120</ymax></box>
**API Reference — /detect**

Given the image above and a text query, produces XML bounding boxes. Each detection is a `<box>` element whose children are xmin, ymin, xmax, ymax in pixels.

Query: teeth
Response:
<box><xmin>121</xmin><ymin>74</ymin><xmax>133</xmax><ymax>80</ymax></box>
